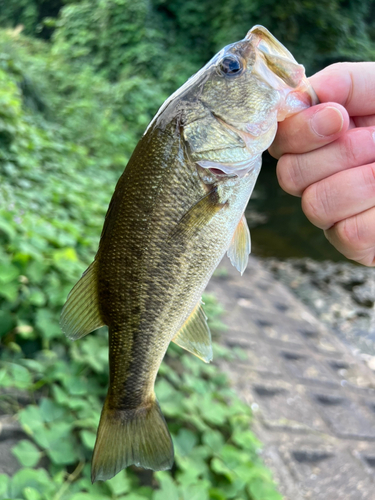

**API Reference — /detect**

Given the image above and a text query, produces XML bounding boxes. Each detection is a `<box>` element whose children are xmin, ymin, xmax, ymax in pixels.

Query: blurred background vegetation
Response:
<box><xmin>0</xmin><ymin>1</ymin><xmax>375</xmax><ymax>499</ymax></box>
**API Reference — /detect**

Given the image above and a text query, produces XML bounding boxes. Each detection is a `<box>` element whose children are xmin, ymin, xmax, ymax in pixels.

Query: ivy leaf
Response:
<box><xmin>80</xmin><ymin>430</ymin><xmax>96</xmax><ymax>450</ymax></box>
<box><xmin>8</xmin><ymin>363</ymin><xmax>32</xmax><ymax>389</ymax></box>
<box><xmin>39</xmin><ymin>398</ymin><xmax>65</xmax><ymax>423</ymax></box>
<box><xmin>35</xmin><ymin>308</ymin><xmax>61</xmax><ymax>340</ymax></box>
<box><xmin>106</xmin><ymin>470</ymin><xmax>131</xmax><ymax>496</ymax></box>
<box><xmin>10</xmin><ymin>469</ymin><xmax>54</xmax><ymax>499</ymax></box>
<box><xmin>0</xmin><ymin>474</ymin><xmax>9</xmax><ymax>498</ymax></box>
<box><xmin>44</xmin><ymin>422</ymin><xmax>78</xmax><ymax>465</ymax></box>
<box><xmin>12</xmin><ymin>440</ymin><xmax>41</xmax><ymax>468</ymax></box>
<box><xmin>202</xmin><ymin>430</ymin><xmax>224</xmax><ymax>455</ymax></box>
<box><xmin>247</xmin><ymin>478</ymin><xmax>283</xmax><ymax>500</ymax></box>
<box><xmin>0</xmin><ymin>263</ymin><xmax>19</xmax><ymax>283</ymax></box>
<box><xmin>23</xmin><ymin>486</ymin><xmax>43</xmax><ymax>500</ymax></box>
<box><xmin>153</xmin><ymin>472</ymin><xmax>179</xmax><ymax>500</ymax></box>
<box><xmin>0</xmin><ymin>281</ymin><xmax>19</xmax><ymax>302</ymax></box>
<box><xmin>174</xmin><ymin>429</ymin><xmax>197</xmax><ymax>457</ymax></box>
<box><xmin>18</xmin><ymin>406</ymin><xmax>48</xmax><ymax>448</ymax></box>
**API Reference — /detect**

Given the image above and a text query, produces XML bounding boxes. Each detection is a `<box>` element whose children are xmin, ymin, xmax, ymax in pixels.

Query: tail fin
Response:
<box><xmin>91</xmin><ymin>397</ymin><xmax>174</xmax><ymax>482</ymax></box>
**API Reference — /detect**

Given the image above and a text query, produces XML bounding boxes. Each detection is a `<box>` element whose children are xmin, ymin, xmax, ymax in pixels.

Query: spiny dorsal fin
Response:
<box><xmin>172</xmin><ymin>301</ymin><xmax>212</xmax><ymax>363</ymax></box>
<box><xmin>227</xmin><ymin>214</ymin><xmax>251</xmax><ymax>275</ymax></box>
<box><xmin>60</xmin><ymin>260</ymin><xmax>104</xmax><ymax>340</ymax></box>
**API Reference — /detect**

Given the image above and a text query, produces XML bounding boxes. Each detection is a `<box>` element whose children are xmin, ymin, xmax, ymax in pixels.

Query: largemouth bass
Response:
<box><xmin>60</xmin><ymin>25</ymin><xmax>317</xmax><ymax>481</ymax></box>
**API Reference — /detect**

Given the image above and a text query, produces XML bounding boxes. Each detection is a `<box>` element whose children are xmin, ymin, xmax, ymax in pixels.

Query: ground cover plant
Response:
<box><xmin>1</xmin><ymin>1</ymin><xmax>374</xmax><ymax>498</ymax></box>
<box><xmin>0</xmin><ymin>28</ymin><xmax>282</xmax><ymax>500</ymax></box>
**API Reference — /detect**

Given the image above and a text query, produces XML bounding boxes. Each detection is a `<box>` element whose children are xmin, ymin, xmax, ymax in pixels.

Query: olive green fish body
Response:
<box><xmin>60</xmin><ymin>25</ymin><xmax>318</xmax><ymax>482</ymax></box>
<box><xmin>97</xmin><ymin>121</ymin><xmax>256</xmax><ymax>408</ymax></box>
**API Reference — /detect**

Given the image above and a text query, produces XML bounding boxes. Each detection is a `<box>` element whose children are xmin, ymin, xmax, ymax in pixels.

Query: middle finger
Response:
<box><xmin>302</xmin><ymin>161</ymin><xmax>375</xmax><ymax>230</ymax></box>
<box><xmin>277</xmin><ymin>127</ymin><xmax>375</xmax><ymax>196</ymax></box>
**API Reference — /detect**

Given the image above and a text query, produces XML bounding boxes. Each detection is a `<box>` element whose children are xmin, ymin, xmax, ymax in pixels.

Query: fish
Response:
<box><xmin>60</xmin><ymin>25</ymin><xmax>318</xmax><ymax>482</ymax></box>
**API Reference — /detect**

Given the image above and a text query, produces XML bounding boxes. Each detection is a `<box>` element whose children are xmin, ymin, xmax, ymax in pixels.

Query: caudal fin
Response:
<box><xmin>91</xmin><ymin>397</ymin><xmax>174</xmax><ymax>482</ymax></box>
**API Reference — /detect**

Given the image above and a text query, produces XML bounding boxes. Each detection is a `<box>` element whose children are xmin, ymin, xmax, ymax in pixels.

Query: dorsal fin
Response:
<box><xmin>227</xmin><ymin>214</ymin><xmax>251</xmax><ymax>275</ymax></box>
<box><xmin>60</xmin><ymin>261</ymin><xmax>104</xmax><ymax>340</ymax></box>
<box><xmin>172</xmin><ymin>301</ymin><xmax>212</xmax><ymax>363</ymax></box>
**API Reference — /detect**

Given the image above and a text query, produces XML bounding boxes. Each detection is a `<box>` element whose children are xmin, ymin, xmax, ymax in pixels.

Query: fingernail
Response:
<box><xmin>372</xmin><ymin>130</ymin><xmax>375</xmax><ymax>144</ymax></box>
<box><xmin>311</xmin><ymin>106</ymin><xmax>344</xmax><ymax>137</ymax></box>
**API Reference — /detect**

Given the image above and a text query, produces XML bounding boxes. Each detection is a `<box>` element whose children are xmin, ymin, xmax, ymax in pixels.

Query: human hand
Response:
<box><xmin>269</xmin><ymin>62</ymin><xmax>375</xmax><ymax>266</ymax></box>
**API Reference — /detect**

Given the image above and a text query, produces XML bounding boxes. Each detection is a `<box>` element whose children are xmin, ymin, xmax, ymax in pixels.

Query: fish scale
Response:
<box><xmin>60</xmin><ymin>25</ymin><xmax>318</xmax><ymax>481</ymax></box>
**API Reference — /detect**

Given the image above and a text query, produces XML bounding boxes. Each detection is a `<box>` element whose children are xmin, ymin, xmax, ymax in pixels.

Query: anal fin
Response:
<box><xmin>227</xmin><ymin>214</ymin><xmax>251</xmax><ymax>275</ymax></box>
<box><xmin>172</xmin><ymin>301</ymin><xmax>212</xmax><ymax>363</ymax></box>
<box><xmin>60</xmin><ymin>260</ymin><xmax>104</xmax><ymax>340</ymax></box>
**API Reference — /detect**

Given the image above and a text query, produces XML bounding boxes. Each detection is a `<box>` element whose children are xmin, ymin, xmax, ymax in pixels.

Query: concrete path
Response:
<box><xmin>207</xmin><ymin>256</ymin><xmax>375</xmax><ymax>500</ymax></box>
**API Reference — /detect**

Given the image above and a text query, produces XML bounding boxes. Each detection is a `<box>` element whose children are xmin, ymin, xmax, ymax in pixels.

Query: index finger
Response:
<box><xmin>310</xmin><ymin>62</ymin><xmax>375</xmax><ymax>116</ymax></box>
<box><xmin>269</xmin><ymin>102</ymin><xmax>349</xmax><ymax>159</ymax></box>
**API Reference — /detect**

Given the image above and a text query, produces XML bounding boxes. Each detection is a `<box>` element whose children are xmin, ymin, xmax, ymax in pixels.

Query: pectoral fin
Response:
<box><xmin>227</xmin><ymin>214</ymin><xmax>251</xmax><ymax>275</ymax></box>
<box><xmin>172</xmin><ymin>301</ymin><xmax>212</xmax><ymax>363</ymax></box>
<box><xmin>60</xmin><ymin>260</ymin><xmax>104</xmax><ymax>340</ymax></box>
<box><xmin>168</xmin><ymin>187</ymin><xmax>226</xmax><ymax>242</ymax></box>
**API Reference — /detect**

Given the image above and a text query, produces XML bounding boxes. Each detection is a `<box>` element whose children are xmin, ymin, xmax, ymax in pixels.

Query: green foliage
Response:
<box><xmin>154</xmin><ymin>0</ymin><xmax>375</xmax><ymax>73</ymax></box>
<box><xmin>1</xmin><ymin>0</ymin><xmax>375</xmax><ymax>77</ymax></box>
<box><xmin>4</xmin><ymin>0</ymin><xmax>373</xmax><ymax>497</ymax></box>
<box><xmin>1</xmin><ymin>337</ymin><xmax>282</xmax><ymax>500</ymax></box>
<box><xmin>51</xmin><ymin>0</ymin><xmax>199</xmax><ymax>92</ymax></box>
<box><xmin>0</xmin><ymin>28</ymin><xmax>281</xmax><ymax>499</ymax></box>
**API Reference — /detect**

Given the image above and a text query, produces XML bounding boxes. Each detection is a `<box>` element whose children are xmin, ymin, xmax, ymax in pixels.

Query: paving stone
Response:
<box><xmin>219</xmin><ymin>309</ymin><xmax>259</xmax><ymax>334</ymax></box>
<box><xmin>305</xmin><ymin>334</ymin><xmax>345</xmax><ymax>357</ymax></box>
<box><xmin>311</xmin><ymin>391</ymin><xmax>375</xmax><ymax>439</ymax></box>
<box><xmin>222</xmin><ymin>329</ymin><xmax>258</xmax><ymax>348</ymax></box>
<box><xmin>0</xmin><ymin>417</ymin><xmax>26</xmax><ymax>476</ymax></box>
<box><xmin>249</xmin><ymin>382</ymin><xmax>327</xmax><ymax>433</ymax></box>
<box><xmin>222</xmin><ymin>339</ymin><xmax>284</xmax><ymax>377</ymax></box>
<box><xmin>0</xmin><ymin>437</ymin><xmax>22</xmax><ymax>476</ymax></box>
<box><xmin>282</xmin><ymin>446</ymin><xmax>374</xmax><ymax>499</ymax></box>
<box><xmin>261</xmin><ymin>445</ymin><xmax>305</xmax><ymax>500</ymax></box>
<box><xmin>209</xmin><ymin>256</ymin><xmax>375</xmax><ymax>498</ymax></box>
<box><xmin>237</xmin><ymin>309</ymin><xmax>308</xmax><ymax>347</ymax></box>
<box><xmin>280</xmin><ymin>350</ymin><xmax>339</xmax><ymax>386</ymax></box>
<box><xmin>328</xmin><ymin>359</ymin><xmax>375</xmax><ymax>391</ymax></box>
<box><xmin>355</xmin><ymin>452</ymin><xmax>375</xmax><ymax>481</ymax></box>
<box><xmin>365</xmin><ymin>399</ymin><xmax>375</xmax><ymax>416</ymax></box>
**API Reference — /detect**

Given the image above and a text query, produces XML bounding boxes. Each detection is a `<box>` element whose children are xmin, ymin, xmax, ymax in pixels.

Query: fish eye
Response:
<box><xmin>218</xmin><ymin>56</ymin><xmax>243</xmax><ymax>77</ymax></box>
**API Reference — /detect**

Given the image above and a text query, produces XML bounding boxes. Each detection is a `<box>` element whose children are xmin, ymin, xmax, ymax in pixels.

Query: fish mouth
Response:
<box><xmin>246</xmin><ymin>25</ymin><xmax>319</xmax><ymax>112</ymax></box>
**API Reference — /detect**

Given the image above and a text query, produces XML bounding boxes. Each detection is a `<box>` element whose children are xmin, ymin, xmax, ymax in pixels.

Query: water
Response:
<box><xmin>247</xmin><ymin>153</ymin><xmax>345</xmax><ymax>262</ymax></box>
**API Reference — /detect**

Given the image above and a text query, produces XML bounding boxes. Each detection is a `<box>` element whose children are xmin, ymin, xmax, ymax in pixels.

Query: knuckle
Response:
<box><xmin>326</xmin><ymin>220</ymin><xmax>375</xmax><ymax>266</ymax></box>
<box><xmin>276</xmin><ymin>154</ymin><xmax>305</xmax><ymax>195</ymax></box>
<box><xmin>302</xmin><ymin>182</ymin><xmax>332</xmax><ymax>228</ymax></box>
<box><xmin>335</xmin><ymin>216</ymin><xmax>367</xmax><ymax>252</ymax></box>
